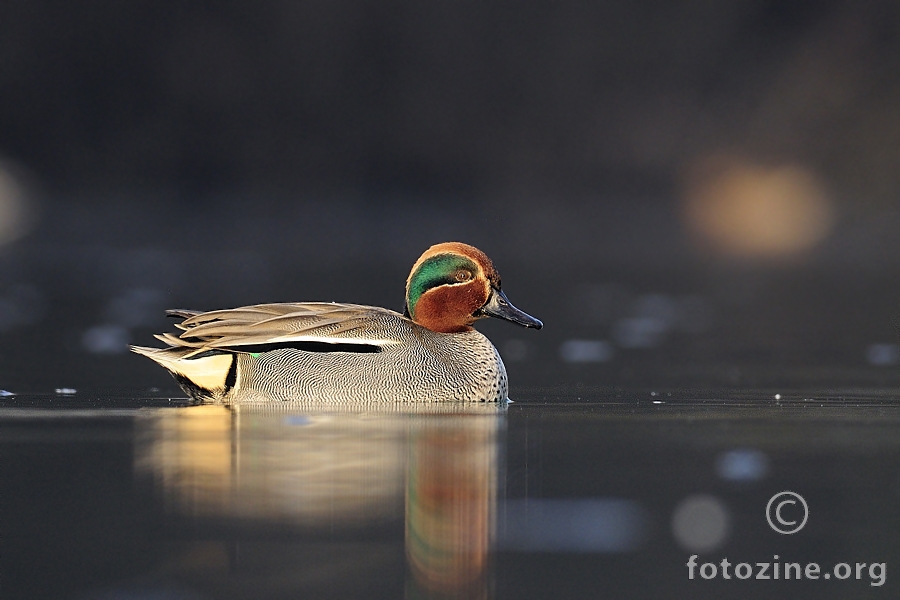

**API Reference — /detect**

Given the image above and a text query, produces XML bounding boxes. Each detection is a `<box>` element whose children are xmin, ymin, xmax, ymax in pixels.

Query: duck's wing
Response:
<box><xmin>150</xmin><ymin>302</ymin><xmax>409</xmax><ymax>355</ymax></box>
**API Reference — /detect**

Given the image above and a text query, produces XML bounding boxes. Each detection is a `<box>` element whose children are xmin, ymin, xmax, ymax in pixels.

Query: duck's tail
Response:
<box><xmin>131</xmin><ymin>345</ymin><xmax>235</xmax><ymax>395</ymax></box>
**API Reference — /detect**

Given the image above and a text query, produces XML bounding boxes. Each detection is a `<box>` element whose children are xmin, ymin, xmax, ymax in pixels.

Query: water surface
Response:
<box><xmin>2</xmin><ymin>389</ymin><xmax>898</xmax><ymax>599</ymax></box>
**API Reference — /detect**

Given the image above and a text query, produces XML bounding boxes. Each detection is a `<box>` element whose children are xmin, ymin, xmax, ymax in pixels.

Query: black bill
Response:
<box><xmin>479</xmin><ymin>288</ymin><xmax>543</xmax><ymax>329</ymax></box>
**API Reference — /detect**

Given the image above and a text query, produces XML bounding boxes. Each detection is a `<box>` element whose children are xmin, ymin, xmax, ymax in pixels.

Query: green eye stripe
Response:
<box><xmin>407</xmin><ymin>254</ymin><xmax>477</xmax><ymax>317</ymax></box>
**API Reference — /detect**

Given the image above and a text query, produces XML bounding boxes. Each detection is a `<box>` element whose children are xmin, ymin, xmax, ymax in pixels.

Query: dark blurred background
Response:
<box><xmin>1</xmin><ymin>0</ymin><xmax>900</xmax><ymax>392</ymax></box>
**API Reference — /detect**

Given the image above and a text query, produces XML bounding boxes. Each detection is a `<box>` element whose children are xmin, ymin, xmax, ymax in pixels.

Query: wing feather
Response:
<box><xmin>153</xmin><ymin>302</ymin><xmax>407</xmax><ymax>352</ymax></box>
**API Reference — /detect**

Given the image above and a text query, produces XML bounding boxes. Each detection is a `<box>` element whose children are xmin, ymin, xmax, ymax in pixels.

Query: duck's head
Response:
<box><xmin>404</xmin><ymin>242</ymin><xmax>543</xmax><ymax>334</ymax></box>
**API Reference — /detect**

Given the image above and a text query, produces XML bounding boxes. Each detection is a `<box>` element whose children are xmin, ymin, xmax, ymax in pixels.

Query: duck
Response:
<box><xmin>132</xmin><ymin>242</ymin><xmax>542</xmax><ymax>404</ymax></box>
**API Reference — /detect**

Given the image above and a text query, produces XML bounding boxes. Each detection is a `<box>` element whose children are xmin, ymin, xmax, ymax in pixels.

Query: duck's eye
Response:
<box><xmin>454</xmin><ymin>269</ymin><xmax>473</xmax><ymax>282</ymax></box>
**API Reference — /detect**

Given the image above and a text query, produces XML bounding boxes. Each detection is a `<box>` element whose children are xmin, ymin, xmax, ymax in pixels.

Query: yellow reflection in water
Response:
<box><xmin>135</xmin><ymin>404</ymin><xmax>501</xmax><ymax>598</ymax></box>
<box><xmin>682</xmin><ymin>155</ymin><xmax>834</xmax><ymax>260</ymax></box>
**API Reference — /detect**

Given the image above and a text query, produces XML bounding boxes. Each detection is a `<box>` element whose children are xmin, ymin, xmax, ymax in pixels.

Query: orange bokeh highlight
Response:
<box><xmin>682</xmin><ymin>156</ymin><xmax>834</xmax><ymax>260</ymax></box>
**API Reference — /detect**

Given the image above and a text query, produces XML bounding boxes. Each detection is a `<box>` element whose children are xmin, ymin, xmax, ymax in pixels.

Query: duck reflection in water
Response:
<box><xmin>136</xmin><ymin>403</ymin><xmax>501</xmax><ymax>599</ymax></box>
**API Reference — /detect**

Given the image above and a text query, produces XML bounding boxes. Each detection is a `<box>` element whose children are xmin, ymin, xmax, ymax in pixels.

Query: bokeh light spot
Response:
<box><xmin>867</xmin><ymin>343</ymin><xmax>899</xmax><ymax>366</ymax></box>
<box><xmin>82</xmin><ymin>324</ymin><xmax>131</xmax><ymax>354</ymax></box>
<box><xmin>500</xmin><ymin>498</ymin><xmax>648</xmax><ymax>552</ymax></box>
<box><xmin>672</xmin><ymin>494</ymin><xmax>730</xmax><ymax>552</ymax></box>
<box><xmin>559</xmin><ymin>340</ymin><xmax>614</xmax><ymax>363</ymax></box>
<box><xmin>682</xmin><ymin>156</ymin><xmax>834</xmax><ymax>259</ymax></box>
<box><xmin>0</xmin><ymin>162</ymin><xmax>38</xmax><ymax>246</ymax></box>
<box><xmin>716</xmin><ymin>448</ymin><xmax>769</xmax><ymax>482</ymax></box>
<box><xmin>503</xmin><ymin>339</ymin><xmax>532</xmax><ymax>362</ymax></box>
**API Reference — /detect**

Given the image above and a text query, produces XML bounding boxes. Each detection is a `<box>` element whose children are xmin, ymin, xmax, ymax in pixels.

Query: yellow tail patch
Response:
<box><xmin>131</xmin><ymin>346</ymin><xmax>233</xmax><ymax>392</ymax></box>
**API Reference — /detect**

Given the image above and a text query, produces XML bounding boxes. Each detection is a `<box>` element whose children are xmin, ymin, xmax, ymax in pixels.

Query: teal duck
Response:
<box><xmin>132</xmin><ymin>242</ymin><xmax>542</xmax><ymax>403</ymax></box>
